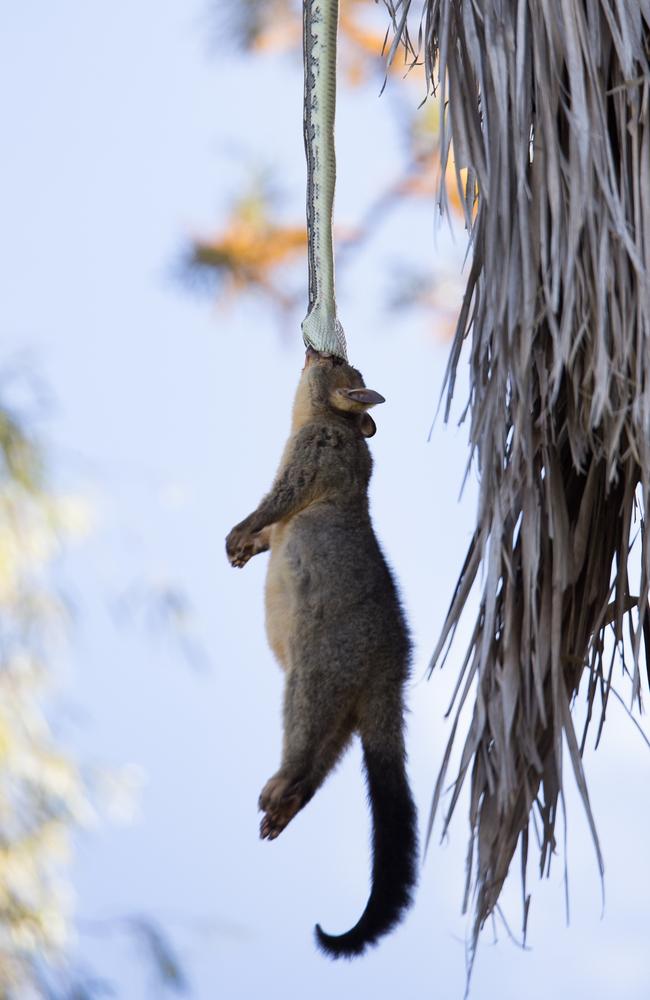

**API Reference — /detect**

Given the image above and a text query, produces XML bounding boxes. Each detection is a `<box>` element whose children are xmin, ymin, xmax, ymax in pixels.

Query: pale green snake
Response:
<box><xmin>301</xmin><ymin>0</ymin><xmax>348</xmax><ymax>360</ymax></box>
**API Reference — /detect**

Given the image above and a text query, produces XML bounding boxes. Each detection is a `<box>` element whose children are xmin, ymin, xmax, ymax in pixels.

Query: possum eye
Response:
<box><xmin>330</xmin><ymin>387</ymin><xmax>386</xmax><ymax>412</ymax></box>
<box><xmin>359</xmin><ymin>414</ymin><xmax>377</xmax><ymax>437</ymax></box>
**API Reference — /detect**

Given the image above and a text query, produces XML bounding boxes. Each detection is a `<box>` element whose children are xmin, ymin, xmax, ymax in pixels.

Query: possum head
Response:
<box><xmin>292</xmin><ymin>348</ymin><xmax>385</xmax><ymax>437</ymax></box>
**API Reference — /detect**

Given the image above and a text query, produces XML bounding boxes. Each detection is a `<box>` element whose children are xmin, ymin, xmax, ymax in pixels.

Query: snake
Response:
<box><xmin>301</xmin><ymin>0</ymin><xmax>348</xmax><ymax>361</ymax></box>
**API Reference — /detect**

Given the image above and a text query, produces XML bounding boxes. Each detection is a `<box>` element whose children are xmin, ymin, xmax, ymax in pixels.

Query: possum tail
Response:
<box><xmin>314</xmin><ymin>739</ymin><xmax>418</xmax><ymax>958</ymax></box>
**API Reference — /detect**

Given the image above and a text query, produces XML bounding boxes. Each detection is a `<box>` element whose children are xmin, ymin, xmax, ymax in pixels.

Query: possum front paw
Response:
<box><xmin>225</xmin><ymin>524</ymin><xmax>255</xmax><ymax>568</ymax></box>
<box><xmin>258</xmin><ymin>773</ymin><xmax>311</xmax><ymax>840</ymax></box>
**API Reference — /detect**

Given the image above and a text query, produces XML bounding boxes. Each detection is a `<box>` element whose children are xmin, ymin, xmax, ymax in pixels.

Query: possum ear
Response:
<box><xmin>330</xmin><ymin>387</ymin><xmax>385</xmax><ymax>412</ymax></box>
<box><xmin>359</xmin><ymin>413</ymin><xmax>377</xmax><ymax>437</ymax></box>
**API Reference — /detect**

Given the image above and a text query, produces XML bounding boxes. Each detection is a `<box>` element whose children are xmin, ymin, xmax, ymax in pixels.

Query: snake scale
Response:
<box><xmin>301</xmin><ymin>0</ymin><xmax>348</xmax><ymax>361</ymax></box>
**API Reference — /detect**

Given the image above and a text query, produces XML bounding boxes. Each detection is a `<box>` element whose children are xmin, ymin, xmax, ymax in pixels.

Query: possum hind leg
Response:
<box><xmin>259</xmin><ymin>666</ymin><xmax>354</xmax><ymax>840</ymax></box>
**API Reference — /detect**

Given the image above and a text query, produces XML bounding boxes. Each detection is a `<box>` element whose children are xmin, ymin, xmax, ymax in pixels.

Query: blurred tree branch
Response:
<box><xmin>0</xmin><ymin>375</ymin><xmax>195</xmax><ymax>996</ymax></box>
<box><xmin>191</xmin><ymin>0</ymin><xmax>468</xmax><ymax>332</ymax></box>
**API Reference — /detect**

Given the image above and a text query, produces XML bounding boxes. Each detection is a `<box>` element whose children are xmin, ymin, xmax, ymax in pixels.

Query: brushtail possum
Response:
<box><xmin>225</xmin><ymin>348</ymin><xmax>417</xmax><ymax>957</ymax></box>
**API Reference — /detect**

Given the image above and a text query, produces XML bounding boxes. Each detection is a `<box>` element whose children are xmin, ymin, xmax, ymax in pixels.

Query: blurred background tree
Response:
<box><xmin>0</xmin><ymin>386</ymin><xmax>191</xmax><ymax>998</ymax></box>
<box><xmin>190</xmin><ymin>0</ymin><xmax>466</xmax><ymax>332</ymax></box>
<box><xmin>0</xmin><ymin>389</ymin><xmax>91</xmax><ymax>997</ymax></box>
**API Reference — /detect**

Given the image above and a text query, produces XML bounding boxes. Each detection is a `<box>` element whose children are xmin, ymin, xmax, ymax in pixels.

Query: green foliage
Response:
<box><xmin>0</xmin><ymin>401</ymin><xmax>90</xmax><ymax>997</ymax></box>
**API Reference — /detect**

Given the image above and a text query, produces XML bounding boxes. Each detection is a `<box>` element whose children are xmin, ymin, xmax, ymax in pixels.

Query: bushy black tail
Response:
<box><xmin>314</xmin><ymin>742</ymin><xmax>418</xmax><ymax>958</ymax></box>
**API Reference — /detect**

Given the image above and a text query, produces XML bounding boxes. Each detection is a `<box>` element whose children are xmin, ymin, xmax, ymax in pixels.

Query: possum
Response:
<box><xmin>225</xmin><ymin>348</ymin><xmax>417</xmax><ymax>958</ymax></box>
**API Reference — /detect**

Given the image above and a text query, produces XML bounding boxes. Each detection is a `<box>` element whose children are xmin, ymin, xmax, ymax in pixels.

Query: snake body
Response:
<box><xmin>301</xmin><ymin>0</ymin><xmax>348</xmax><ymax>360</ymax></box>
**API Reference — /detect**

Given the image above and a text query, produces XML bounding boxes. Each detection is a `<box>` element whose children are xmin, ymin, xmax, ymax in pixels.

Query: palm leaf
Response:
<box><xmin>383</xmin><ymin>0</ymin><xmax>650</xmax><ymax>968</ymax></box>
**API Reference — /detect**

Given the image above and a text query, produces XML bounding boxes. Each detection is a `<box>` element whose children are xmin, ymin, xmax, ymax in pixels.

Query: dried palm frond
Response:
<box><xmin>383</xmin><ymin>0</ymin><xmax>650</xmax><ymax>966</ymax></box>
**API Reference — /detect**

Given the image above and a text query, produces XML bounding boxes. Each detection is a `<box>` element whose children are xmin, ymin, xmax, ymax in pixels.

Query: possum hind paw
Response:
<box><xmin>258</xmin><ymin>774</ymin><xmax>310</xmax><ymax>841</ymax></box>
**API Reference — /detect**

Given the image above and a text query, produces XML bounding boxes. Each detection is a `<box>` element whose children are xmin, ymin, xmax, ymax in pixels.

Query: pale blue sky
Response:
<box><xmin>1</xmin><ymin>3</ymin><xmax>649</xmax><ymax>998</ymax></box>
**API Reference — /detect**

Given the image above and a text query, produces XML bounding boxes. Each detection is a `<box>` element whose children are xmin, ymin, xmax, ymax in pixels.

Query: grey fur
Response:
<box><xmin>226</xmin><ymin>351</ymin><xmax>417</xmax><ymax>956</ymax></box>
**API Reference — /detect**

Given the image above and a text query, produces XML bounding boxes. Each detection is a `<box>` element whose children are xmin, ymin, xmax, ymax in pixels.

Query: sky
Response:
<box><xmin>1</xmin><ymin>2</ymin><xmax>649</xmax><ymax>998</ymax></box>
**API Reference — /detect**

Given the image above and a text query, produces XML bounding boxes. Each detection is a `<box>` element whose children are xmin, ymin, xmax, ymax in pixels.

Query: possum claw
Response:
<box><xmin>260</xmin><ymin>815</ymin><xmax>283</xmax><ymax>840</ymax></box>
